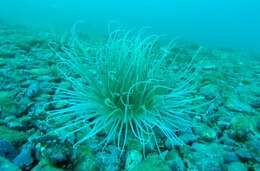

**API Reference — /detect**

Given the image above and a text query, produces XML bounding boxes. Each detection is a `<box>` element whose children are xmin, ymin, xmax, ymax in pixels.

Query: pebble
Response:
<box><xmin>13</xmin><ymin>144</ymin><xmax>34</xmax><ymax>170</ymax></box>
<box><xmin>131</xmin><ymin>155</ymin><xmax>171</xmax><ymax>171</ymax></box>
<box><xmin>227</xmin><ymin>162</ymin><xmax>247</xmax><ymax>171</ymax></box>
<box><xmin>0</xmin><ymin>140</ymin><xmax>17</xmax><ymax>160</ymax></box>
<box><xmin>194</xmin><ymin>125</ymin><xmax>216</xmax><ymax>142</ymax></box>
<box><xmin>26</xmin><ymin>82</ymin><xmax>40</xmax><ymax>99</ymax></box>
<box><xmin>199</xmin><ymin>84</ymin><xmax>220</xmax><ymax>100</ymax></box>
<box><xmin>226</xmin><ymin>96</ymin><xmax>255</xmax><ymax>114</ymax></box>
<box><xmin>73</xmin><ymin>146</ymin><xmax>98</xmax><ymax>171</ymax></box>
<box><xmin>217</xmin><ymin>120</ymin><xmax>231</xmax><ymax>131</ymax></box>
<box><xmin>179</xmin><ymin>132</ymin><xmax>197</xmax><ymax>145</ymax></box>
<box><xmin>166</xmin><ymin>149</ymin><xmax>185</xmax><ymax>171</ymax></box>
<box><xmin>236</xmin><ymin>148</ymin><xmax>255</xmax><ymax>162</ymax></box>
<box><xmin>0</xmin><ymin>156</ymin><xmax>21</xmax><ymax>171</ymax></box>
<box><xmin>125</xmin><ymin>150</ymin><xmax>142</xmax><ymax>170</ymax></box>
<box><xmin>202</xmin><ymin>61</ymin><xmax>217</xmax><ymax>71</ymax></box>
<box><xmin>223</xmin><ymin>151</ymin><xmax>240</xmax><ymax>164</ymax></box>
<box><xmin>189</xmin><ymin>143</ymin><xmax>224</xmax><ymax>171</ymax></box>
<box><xmin>31</xmin><ymin>160</ymin><xmax>65</xmax><ymax>171</ymax></box>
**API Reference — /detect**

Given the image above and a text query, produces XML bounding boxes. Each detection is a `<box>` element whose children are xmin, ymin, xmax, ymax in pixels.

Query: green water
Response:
<box><xmin>0</xmin><ymin>1</ymin><xmax>259</xmax><ymax>171</ymax></box>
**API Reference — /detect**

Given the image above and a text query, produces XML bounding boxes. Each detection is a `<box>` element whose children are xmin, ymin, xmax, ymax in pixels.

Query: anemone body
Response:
<box><xmin>48</xmin><ymin>29</ymin><xmax>202</xmax><ymax>152</ymax></box>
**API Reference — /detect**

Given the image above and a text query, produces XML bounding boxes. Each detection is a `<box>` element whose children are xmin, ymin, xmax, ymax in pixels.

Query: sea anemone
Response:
<box><xmin>48</xmin><ymin>29</ymin><xmax>203</xmax><ymax>153</ymax></box>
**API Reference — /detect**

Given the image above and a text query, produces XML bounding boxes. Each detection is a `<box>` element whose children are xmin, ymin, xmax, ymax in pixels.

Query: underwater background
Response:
<box><xmin>0</xmin><ymin>0</ymin><xmax>259</xmax><ymax>171</ymax></box>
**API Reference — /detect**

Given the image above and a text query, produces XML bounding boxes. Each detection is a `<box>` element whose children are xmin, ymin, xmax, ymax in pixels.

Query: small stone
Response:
<box><xmin>165</xmin><ymin>138</ymin><xmax>174</xmax><ymax>149</ymax></box>
<box><xmin>217</xmin><ymin>120</ymin><xmax>231</xmax><ymax>131</ymax></box>
<box><xmin>104</xmin><ymin>165</ymin><xmax>117</xmax><ymax>171</ymax></box>
<box><xmin>132</xmin><ymin>155</ymin><xmax>171</xmax><ymax>171</ymax></box>
<box><xmin>200</xmin><ymin>84</ymin><xmax>220</xmax><ymax>100</ymax></box>
<box><xmin>125</xmin><ymin>150</ymin><xmax>142</xmax><ymax>170</ymax></box>
<box><xmin>256</xmin><ymin>120</ymin><xmax>260</xmax><ymax>131</ymax></box>
<box><xmin>144</xmin><ymin>138</ymin><xmax>156</xmax><ymax>153</ymax></box>
<box><xmin>74</xmin><ymin>146</ymin><xmax>98</xmax><ymax>171</ymax></box>
<box><xmin>35</xmin><ymin>142</ymin><xmax>75</xmax><ymax>169</ymax></box>
<box><xmin>250</xmin><ymin>99</ymin><xmax>260</xmax><ymax>109</ymax></box>
<box><xmin>0</xmin><ymin>126</ymin><xmax>28</xmax><ymax>146</ymax></box>
<box><xmin>227</xmin><ymin>162</ymin><xmax>247</xmax><ymax>171</ymax></box>
<box><xmin>74</xmin><ymin>156</ymin><xmax>98</xmax><ymax>171</ymax></box>
<box><xmin>96</xmin><ymin>148</ymin><xmax>120</xmax><ymax>168</ymax></box>
<box><xmin>226</xmin><ymin>96</ymin><xmax>255</xmax><ymax>114</ymax></box>
<box><xmin>0</xmin><ymin>140</ymin><xmax>17</xmax><ymax>160</ymax></box>
<box><xmin>179</xmin><ymin>132</ymin><xmax>197</xmax><ymax>145</ymax></box>
<box><xmin>223</xmin><ymin>151</ymin><xmax>239</xmax><ymax>164</ymax></box>
<box><xmin>167</xmin><ymin>158</ymin><xmax>185</xmax><ymax>171</ymax></box>
<box><xmin>26</xmin><ymin>82</ymin><xmax>40</xmax><ymax>99</ymax></box>
<box><xmin>13</xmin><ymin>144</ymin><xmax>34</xmax><ymax>170</ymax></box>
<box><xmin>247</xmin><ymin>137</ymin><xmax>260</xmax><ymax>157</ymax></box>
<box><xmin>230</xmin><ymin>115</ymin><xmax>253</xmax><ymax>142</ymax></box>
<box><xmin>189</xmin><ymin>143</ymin><xmax>224</xmax><ymax>171</ymax></box>
<box><xmin>194</xmin><ymin>125</ymin><xmax>216</xmax><ymax>142</ymax></box>
<box><xmin>202</xmin><ymin>61</ymin><xmax>217</xmax><ymax>71</ymax></box>
<box><xmin>229</xmin><ymin>129</ymin><xmax>250</xmax><ymax>142</ymax></box>
<box><xmin>31</xmin><ymin>160</ymin><xmax>65</xmax><ymax>171</ymax></box>
<box><xmin>166</xmin><ymin>149</ymin><xmax>185</xmax><ymax>171</ymax></box>
<box><xmin>127</xmin><ymin>138</ymin><xmax>143</xmax><ymax>152</ymax></box>
<box><xmin>251</xmin><ymin>163</ymin><xmax>260</xmax><ymax>171</ymax></box>
<box><xmin>236</xmin><ymin>148</ymin><xmax>255</xmax><ymax>162</ymax></box>
<box><xmin>47</xmin><ymin>146</ymin><xmax>72</xmax><ymax>167</ymax></box>
<box><xmin>0</xmin><ymin>156</ymin><xmax>21</xmax><ymax>171</ymax></box>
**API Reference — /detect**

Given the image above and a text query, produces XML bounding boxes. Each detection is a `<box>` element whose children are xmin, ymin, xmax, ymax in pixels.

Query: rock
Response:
<box><xmin>0</xmin><ymin>91</ymin><xmax>16</xmax><ymax>113</ymax></box>
<box><xmin>250</xmin><ymin>99</ymin><xmax>260</xmax><ymax>109</ymax></box>
<box><xmin>144</xmin><ymin>138</ymin><xmax>156</xmax><ymax>153</ymax></box>
<box><xmin>188</xmin><ymin>143</ymin><xmax>224</xmax><ymax>171</ymax></box>
<box><xmin>34</xmin><ymin>140</ymin><xmax>75</xmax><ymax>169</ymax></box>
<box><xmin>132</xmin><ymin>155</ymin><xmax>171</xmax><ymax>171</ymax></box>
<box><xmin>251</xmin><ymin>163</ymin><xmax>260</xmax><ymax>171</ymax></box>
<box><xmin>178</xmin><ymin>132</ymin><xmax>197</xmax><ymax>145</ymax></box>
<box><xmin>256</xmin><ymin>120</ymin><xmax>260</xmax><ymax>131</ymax></box>
<box><xmin>0</xmin><ymin>156</ymin><xmax>21</xmax><ymax>171</ymax></box>
<box><xmin>228</xmin><ymin>129</ymin><xmax>250</xmax><ymax>142</ymax></box>
<box><xmin>166</xmin><ymin>149</ymin><xmax>185</xmax><ymax>171</ymax></box>
<box><xmin>104</xmin><ymin>164</ymin><xmax>118</xmax><ymax>171</ymax></box>
<box><xmin>13</xmin><ymin>144</ymin><xmax>34</xmax><ymax>170</ymax></box>
<box><xmin>28</xmin><ymin>68</ymin><xmax>51</xmax><ymax>76</ymax></box>
<box><xmin>74</xmin><ymin>158</ymin><xmax>98</xmax><ymax>171</ymax></box>
<box><xmin>194</xmin><ymin>125</ymin><xmax>216</xmax><ymax>142</ymax></box>
<box><xmin>125</xmin><ymin>150</ymin><xmax>142</xmax><ymax>170</ymax></box>
<box><xmin>200</xmin><ymin>84</ymin><xmax>220</xmax><ymax>100</ymax></box>
<box><xmin>47</xmin><ymin>145</ymin><xmax>73</xmax><ymax>168</ymax></box>
<box><xmin>0</xmin><ymin>140</ymin><xmax>17</xmax><ymax>160</ymax></box>
<box><xmin>223</xmin><ymin>151</ymin><xmax>239</xmax><ymax>164</ymax></box>
<box><xmin>219</xmin><ymin>133</ymin><xmax>238</xmax><ymax>147</ymax></box>
<box><xmin>96</xmin><ymin>146</ymin><xmax>120</xmax><ymax>169</ymax></box>
<box><xmin>15</xmin><ymin>97</ymin><xmax>33</xmax><ymax>117</ymax></box>
<box><xmin>217</xmin><ymin>120</ymin><xmax>231</xmax><ymax>131</ymax></box>
<box><xmin>247</xmin><ymin>137</ymin><xmax>260</xmax><ymax>162</ymax></box>
<box><xmin>227</xmin><ymin>162</ymin><xmax>247</xmax><ymax>171</ymax></box>
<box><xmin>201</xmin><ymin>61</ymin><xmax>217</xmax><ymax>71</ymax></box>
<box><xmin>226</xmin><ymin>95</ymin><xmax>255</xmax><ymax>114</ymax></box>
<box><xmin>165</xmin><ymin>138</ymin><xmax>174</xmax><ymax>149</ymax></box>
<box><xmin>236</xmin><ymin>148</ymin><xmax>255</xmax><ymax>162</ymax></box>
<box><xmin>4</xmin><ymin>115</ymin><xmax>32</xmax><ymax>131</ymax></box>
<box><xmin>206</xmin><ymin>99</ymin><xmax>222</xmax><ymax>115</ymax></box>
<box><xmin>96</xmin><ymin>151</ymin><xmax>119</xmax><ymax>169</ymax></box>
<box><xmin>31</xmin><ymin>160</ymin><xmax>65</xmax><ymax>171</ymax></box>
<box><xmin>26</xmin><ymin>82</ymin><xmax>40</xmax><ymax>99</ymax></box>
<box><xmin>229</xmin><ymin>115</ymin><xmax>254</xmax><ymax>142</ymax></box>
<box><xmin>0</xmin><ymin>126</ymin><xmax>28</xmax><ymax>146</ymax></box>
<box><xmin>74</xmin><ymin>146</ymin><xmax>98</xmax><ymax>171</ymax></box>
<box><xmin>127</xmin><ymin>138</ymin><xmax>143</xmax><ymax>152</ymax></box>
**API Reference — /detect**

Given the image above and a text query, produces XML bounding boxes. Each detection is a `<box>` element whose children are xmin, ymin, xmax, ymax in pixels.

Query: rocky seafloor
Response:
<box><xmin>0</xmin><ymin>23</ymin><xmax>259</xmax><ymax>171</ymax></box>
